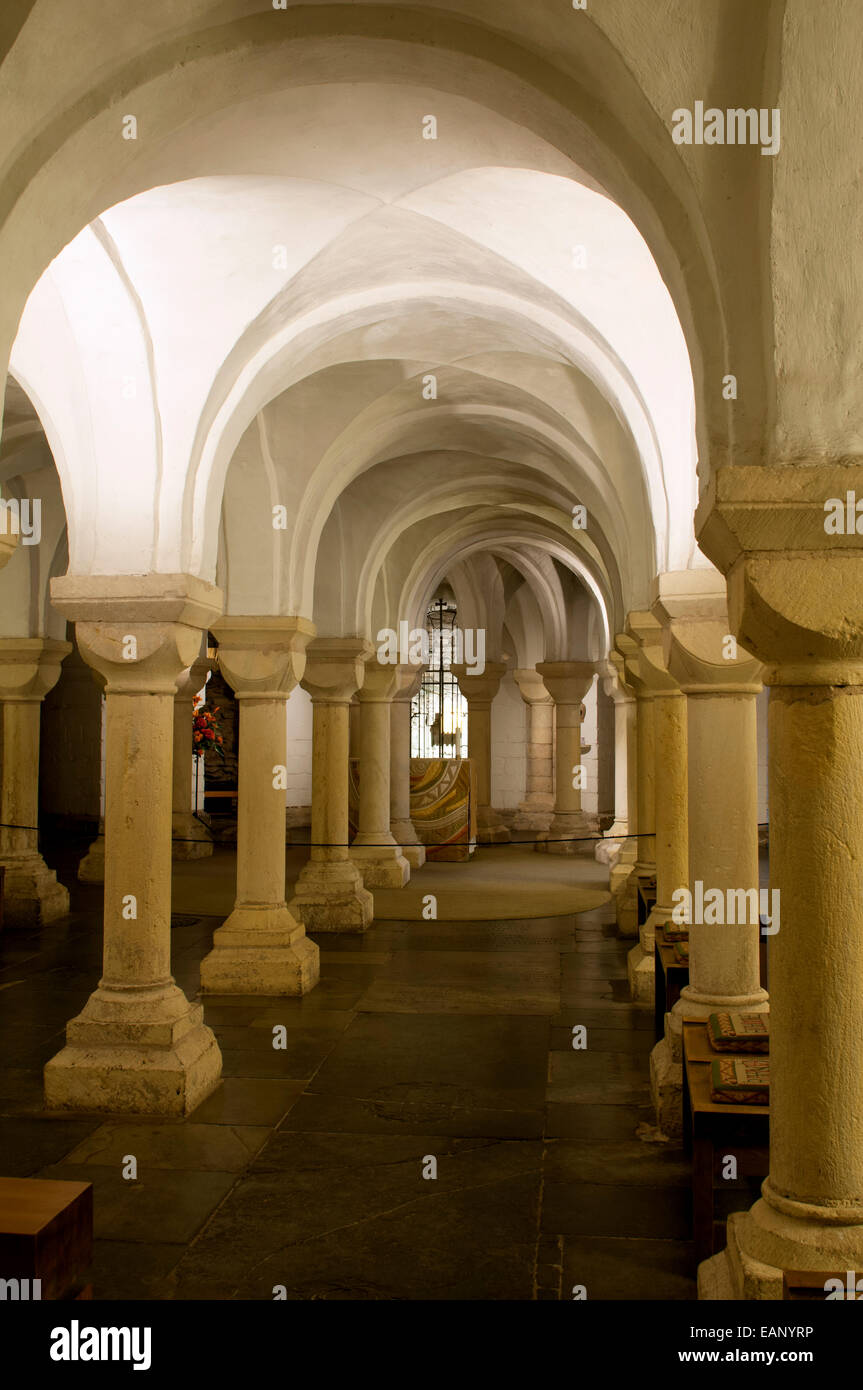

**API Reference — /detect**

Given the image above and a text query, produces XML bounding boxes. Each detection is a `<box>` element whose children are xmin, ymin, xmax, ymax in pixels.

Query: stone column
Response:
<box><xmin>510</xmin><ymin>668</ymin><xmax>554</xmax><ymax>838</ymax></box>
<box><xmin>648</xmin><ymin>585</ymin><xmax>766</xmax><ymax>1136</ymax></box>
<box><xmin>597</xmin><ymin>657</ymin><xmax>639</xmax><ymax>935</ymax></box>
<box><xmin>695</xmin><ymin>465</ymin><xmax>863</xmax><ymax>1299</ymax></box>
<box><xmin>171</xmin><ymin>645</ymin><xmax>213</xmax><ymax>861</ymax></box>
<box><xmin>76</xmin><ymin>664</ymin><xmax>107</xmax><ymax>882</ymax></box>
<box><xmin>601</xmin><ymin>661</ymin><xmax>636</xmax><ymax>844</ymax></box>
<box><xmin>0</xmin><ymin>528</ymin><xmax>17</xmax><ymax>571</ymax></box>
<box><xmin>200</xmin><ymin>617</ymin><xmax>319</xmax><ymax>994</ymax></box>
<box><xmin>289</xmin><ymin>637</ymin><xmax>374</xmax><ymax>932</ymax></box>
<box><xmin>452</xmin><ymin>660</ymin><xmax>510</xmax><ymax>844</ymax></box>
<box><xmin>390</xmin><ymin>664</ymin><xmax>425</xmax><ymax>869</ymax></box>
<box><xmin>349</xmin><ymin>696</ymin><xmax>360</xmax><ymax>758</ymax></box>
<box><xmin>622</xmin><ymin>614</ymin><xmax>688</xmax><ymax>1002</ymax></box>
<box><xmin>617</xmin><ymin>633</ymin><xmax>656</xmax><ymax>881</ymax></box>
<box><xmin>351</xmin><ymin>661</ymin><xmax>410</xmax><ymax>887</ymax></box>
<box><xmin>43</xmin><ymin>574</ymin><xmax>223</xmax><ymax>1116</ymax></box>
<box><xmin>535</xmin><ymin>661</ymin><xmax>595</xmax><ymax>854</ymax></box>
<box><xmin>0</xmin><ymin>638</ymin><xmax>71</xmax><ymax>926</ymax></box>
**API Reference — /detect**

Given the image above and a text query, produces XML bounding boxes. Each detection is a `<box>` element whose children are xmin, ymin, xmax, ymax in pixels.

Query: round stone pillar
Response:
<box><xmin>452</xmin><ymin>660</ymin><xmax>510</xmax><ymax>844</ymax></box>
<box><xmin>200</xmin><ymin>617</ymin><xmax>319</xmax><ymax>994</ymax></box>
<box><xmin>697</xmin><ymin>463</ymin><xmax>863</xmax><ymax>1299</ymax></box>
<box><xmin>390</xmin><ymin>664</ymin><xmax>425</xmax><ymax>868</ymax></box>
<box><xmin>621</xmin><ymin>612</ymin><xmax>687</xmax><ymax>1002</ymax></box>
<box><xmin>650</xmin><ymin>604</ymin><xmax>766</xmax><ymax>1137</ymax></box>
<box><xmin>171</xmin><ymin>646</ymin><xmax>213</xmax><ymax>861</ymax></box>
<box><xmin>618</xmin><ymin>632</ymin><xmax>657</xmax><ymax>879</ymax></box>
<box><xmin>289</xmin><ymin>637</ymin><xmax>374</xmax><ymax>932</ymax></box>
<box><xmin>351</xmin><ymin>661</ymin><xmax>410</xmax><ymax>887</ymax></box>
<box><xmin>0</xmin><ymin>637</ymin><xmax>72</xmax><ymax>926</ymax></box>
<box><xmin>535</xmin><ymin>661</ymin><xmax>596</xmax><ymax>854</ymax></box>
<box><xmin>510</xmin><ymin>668</ymin><xmax>555</xmax><ymax>839</ymax></box>
<box><xmin>43</xmin><ymin>574</ymin><xmax>223</xmax><ymax>1116</ymax></box>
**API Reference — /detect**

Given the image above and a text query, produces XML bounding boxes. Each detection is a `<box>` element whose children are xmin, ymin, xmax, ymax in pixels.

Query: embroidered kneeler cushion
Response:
<box><xmin>710</xmin><ymin>1057</ymin><xmax>770</xmax><ymax>1105</ymax></box>
<box><xmin>672</xmin><ymin>940</ymin><xmax>689</xmax><ymax>963</ymax></box>
<box><xmin>708</xmin><ymin>1011</ymin><xmax>770</xmax><ymax>1054</ymax></box>
<box><xmin>662</xmin><ymin>922</ymin><xmax>689</xmax><ymax>943</ymax></box>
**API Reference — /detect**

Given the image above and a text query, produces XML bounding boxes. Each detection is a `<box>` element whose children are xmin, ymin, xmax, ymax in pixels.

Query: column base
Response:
<box><xmin>289</xmin><ymin>858</ymin><xmax>374</xmax><ymax>933</ymax></box>
<box><xmin>44</xmin><ymin>982</ymin><xmax>222</xmax><ymax>1116</ymax></box>
<box><xmin>477</xmin><ymin>806</ymin><xmax>510</xmax><ymax>844</ymax></box>
<box><xmin>672</xmin><ymin>984</ymin><xmax>769</xmax><ymax>1023</ymax></box>
<box><xmin>351</xmin><ymin>840</ymin><xmax>410</xmax><ymax>887</ymax></box>
<box><xmin>510</xmin><ymin>803</ymin><xmax>554</xmax><ymax>835</ymax></box>
<box><xmin>0</xmin><ymin>853</ymin><xmax>70</xmax><ymax>927</ymax></box>
<box><xmin>627</xmin><ymin>922</ymin><xmax>655</xmax><ymax>1001</ymax></box>
<box><xmin>77</xmin><ymin>832</ymin><xmax>105</xmax><ymax>883</ymax></box>
<box><xmin>698</xmin><ymin>1191</ymin><xmax>863</xmax><ymax>1301</ymax></box>
<box><xmin>649</xmin><ymin>1032</ymin><xmax>684</xmax><ymax>1140</ymax></box>
<box><xmin>540</xmin><ymin>811</ymin><xmax>598</xmax><ymax>855</ymax></box>
<box><xmin>200</xmin><ymin>904</ymin><xmax>320</xmax><ymax>995</ymax></box>
<box><xmin>171</xmin><ymin>811</ymin><xmax>213</xmax><ymax>861</ymax></box>
<box><xmin>391</xmin><ymin>820</ymin><xmax>426</xmax><ymax>868</ymax></box>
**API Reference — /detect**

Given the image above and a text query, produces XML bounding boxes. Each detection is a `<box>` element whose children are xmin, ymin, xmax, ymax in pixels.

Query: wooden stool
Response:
<box><xmin>682</xmin><ymin>1019</ymin><xmax>769</xmax><ymax>1268</ymax></box>
<box><xmin>0</xmin><ymin>1176</ymin><xmax>93</xmax><ymax>1300</ymax></box>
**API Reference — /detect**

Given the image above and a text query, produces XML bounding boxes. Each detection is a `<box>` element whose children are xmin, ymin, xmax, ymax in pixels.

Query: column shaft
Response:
<box><xmin>390</xmin><ymin>685</ymin><xmax>425</xmax><ymax>867</ymax></box>
<box><xmin>0</xmin><ymin>638</ymin><xmax>71</xmax><ymax>926</ymax></box>
<box><xmin>199</xmin><ymin>616</ymin><xmax>319</xmax><ymax>993</ymax></box>
<box><xmin>289</xmin><ymin>638</ymin><xmax>374</xmax><ymax>932</ymax></box>
<box><xmin>352</xmin><ymin>678</ymin><xmax>409</xmax><ymax>887</ymax></box>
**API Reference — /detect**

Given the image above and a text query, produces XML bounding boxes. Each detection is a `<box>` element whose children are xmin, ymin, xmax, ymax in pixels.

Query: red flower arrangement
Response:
<box><xmin>193</xmin><ymin>695</ymin><xmax>225</xmax><ymax>758</ymax></box>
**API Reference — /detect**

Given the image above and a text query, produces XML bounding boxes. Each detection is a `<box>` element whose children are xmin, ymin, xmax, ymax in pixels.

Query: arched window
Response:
<box><xmin>411</xmin><ymin>594</ymin><xmax>469</xmax><ymax>757</ymax></box>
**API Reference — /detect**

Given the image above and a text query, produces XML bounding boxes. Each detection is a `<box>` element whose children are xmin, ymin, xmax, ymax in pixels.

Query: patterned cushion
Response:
<box><xmin>710</xmin><ymin>1057</ymin><xmax>770</xmax><ymax>1105</ymax></box>
<box><xmin>662</xmin><ymin>922</ymin><xmax>689</xmax><ymax>943</ymax></box>
<box><xmin>672</xmin><ymin>940</ymin><xmax>689</xmax><ymax>964</ymax></box>
<box><xmin>708</xmin><ymin>1012</ymin><xmax>770</xmax><ymax>1054</ymax></box>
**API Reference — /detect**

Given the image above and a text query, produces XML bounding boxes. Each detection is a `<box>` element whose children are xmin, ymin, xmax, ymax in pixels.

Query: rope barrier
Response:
<box><xmin>0</xmin><ymin>822</ymin><xmax>770</xmax><ymax>848</ymax></box>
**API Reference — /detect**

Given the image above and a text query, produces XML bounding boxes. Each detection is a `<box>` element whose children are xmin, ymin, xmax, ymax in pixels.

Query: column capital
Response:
<box><xmin>622</xmin><ymin>613</ymin><xmax>680</xmax><ymax>698</ymax></box>
<box><xmin>536</xmin><ymin>660</ymin><xmax>594</xmax><ymax>706</ymax></box>
<box><xmin>49</xmin><ymin>574</ymin><xmax>223</xmax><ymax>695</ymax></box>
<box><xmin>512</xmin><ymin>667</ymin><xmax>553</xmax><ymax>706</ymax></box>
<box><xmin>211</xmin><ymin>616</ymin><xmax>315</xmax><ymax>698</ymax></box>
<box><xmin>600</xmin><ymin>655</ymin><xmax>635</xmax><ymax>704</ymax></box>
<box><xmin>697</xmin><ymin>463</ymin><xmax>863</xmax><ymax>683</ymax></box>
<box><xmin>392</xmin><ymin>662</ymin><xmax>425</xmax><ymax>703</ymax></box>
<box><xmin>301</xmin><ymin>637</ymin><xmax>374</xmax><ymax>704</ymax></box>
<box><xmin>176</xmin><ymin>651</ymin><xmax>213</xmax><ymax>702</ymax></box>
<box><xmin>667</xmin><ymin>620</ymin><xmax>763</xmax><ymax>695</ymax></box>
<box><xmin>452</xmin><ymin>659</ymin><xmax>507</xmax><ymax>705</ymax></box>
<box><xmin>0</xmin><ymin>637</ymin><xmax>72</xmax><ymax>701</ymax></box>
<box><xmin>357</xmin><ymin>659</ymin><xmax>403</xmax><ymax>704</ymax></box>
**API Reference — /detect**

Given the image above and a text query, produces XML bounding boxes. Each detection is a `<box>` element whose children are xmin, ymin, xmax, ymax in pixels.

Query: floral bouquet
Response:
<box><xmin>193</xmin><ymin>695</ymin><xmax>225</xmax><ymax>758</ymax></box>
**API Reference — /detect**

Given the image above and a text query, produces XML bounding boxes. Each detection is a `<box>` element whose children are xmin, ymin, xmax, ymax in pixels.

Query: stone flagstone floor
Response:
<box><xmin>0</xmin><ymin>837</ymin><xmax>722</xmax><ymax>1300</ymax></box>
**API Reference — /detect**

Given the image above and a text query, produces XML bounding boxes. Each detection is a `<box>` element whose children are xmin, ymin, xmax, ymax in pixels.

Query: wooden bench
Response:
<box><xmin>636</xmin><ymin>875</ymin><xmax>656</xmax><ymax>927</ymax></box>
<box><xmin>682</xmin><ymin>1019</ymin><xmax>769</xmax><ymax>1268</ymax></box>
<box><xmin>654</xmin><ymin>937</ymin><xmax>689</xmax><ymax>1041</ymax></box>
<box><xmin>783</xmin><ymin>1270</ymin><xmax>861</xmax><ymax>1300</ymax></box>
<box><xmin>203</xmin><ymin>789</ymin><xmax>238</xmax><ymax>811</ymax></box>
<box><xmin>0</xmin><ymin>1176</ymin><xmax>93</xmax><ymax>1300</ymax></box>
